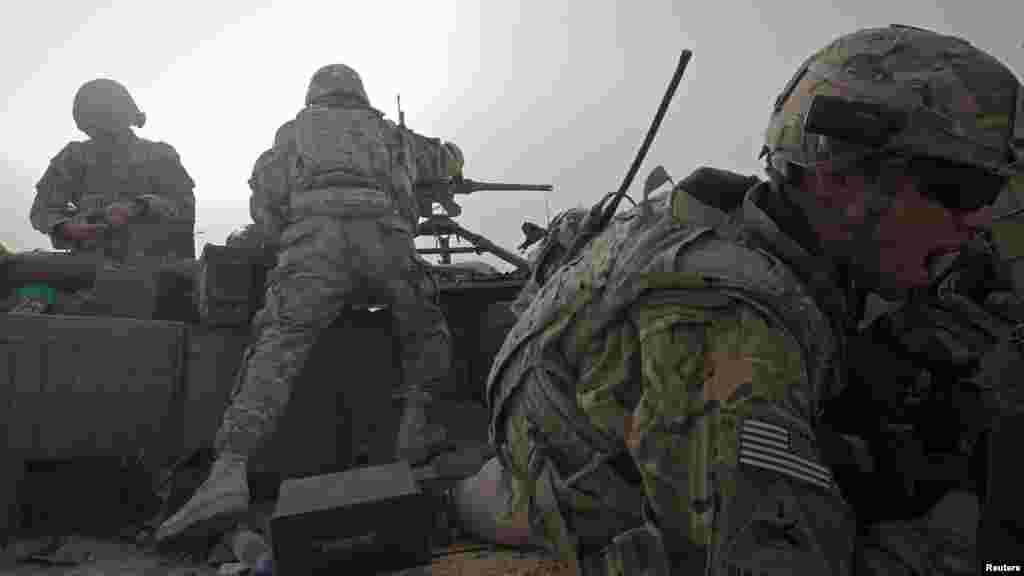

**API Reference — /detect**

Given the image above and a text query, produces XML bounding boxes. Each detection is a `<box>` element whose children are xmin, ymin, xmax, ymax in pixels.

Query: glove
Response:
<box><xmin>58</xmin><ymin>222</ymin><xmax>105</xmax><ymax>243</ymax></box>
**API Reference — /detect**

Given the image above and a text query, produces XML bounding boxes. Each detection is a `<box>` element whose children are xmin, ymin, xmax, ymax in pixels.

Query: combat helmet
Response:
<box><xmin>305</xmin><ymin>64</ymin><xmax>369</xmax><ymax>107</ymax></box>
<box><xmin>443</xmin><ymin>142</ymin><xmax>464</xmax><ymax>179</ymax></box>
<box><xmin>73</xmin><ymin>78</ymin><xmax>146</xmax><ymax>135</ymax></box>
<box><xmin>763</xmin><ymin>24</ymin><xmax>1024</xmax><ymax>212</ymax></box>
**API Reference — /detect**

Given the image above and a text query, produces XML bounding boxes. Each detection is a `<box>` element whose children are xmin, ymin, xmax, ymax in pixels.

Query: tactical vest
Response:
<box><xmin>75</xmin><ymin>138</ymin><xmax>194</xmax><ymax>260</ymax></box>
<box><xmin>485</xmin><ymin>167</ymin><xmax>849</xmax><ymax>574</ymax></box>
<box><xmin>290</xmin><ymin>105</ymin><xmax>395</xmax><ymax>220</ymax></box>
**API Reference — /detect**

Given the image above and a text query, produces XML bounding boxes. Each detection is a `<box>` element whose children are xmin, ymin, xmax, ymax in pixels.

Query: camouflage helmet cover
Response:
<box><xmin>73</xmin><ymin>78</ymin><xmax>146</xmax><ymax>134</ymax></box>
<box><xmin>764</xmin><ymin>25</ymin><xmax>1024</xmax><ymax>178</ymax></box>
<box><xmin>443</xmin><ymin>141</ymin><xmax>464</xmax><ymax>178</ymax></box>
<box><xmin>305</xmin><ymin>64</ymin><xmax>369</xmax><ymax>107</ymax></box>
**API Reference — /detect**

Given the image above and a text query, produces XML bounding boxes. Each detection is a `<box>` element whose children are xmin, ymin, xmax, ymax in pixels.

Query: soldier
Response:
<box><xmin>156</xmin><ymin>64</ymin><xmax>462</xmax><ymax>542</ymax></box>
<box><xmin>30</xmin><ymin>78</ymin><xmax>196</xmax><ymax>261</ymax></box>
<box><xmin>446</xmin><ymin>26</ymin><xmax>1022</xmax><ymax>574</ymax></box>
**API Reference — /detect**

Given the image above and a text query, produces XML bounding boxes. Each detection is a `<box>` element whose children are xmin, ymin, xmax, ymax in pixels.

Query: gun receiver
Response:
<box><xmin>417</xmin><ymin>215</ymin><xmax>531</xmax><ymax>273</ymax></box>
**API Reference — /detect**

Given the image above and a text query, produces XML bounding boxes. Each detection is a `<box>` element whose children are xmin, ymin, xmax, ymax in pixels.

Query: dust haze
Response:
<box><xmin>1</xmin><ymin>0</ymin><xmax>1021</xmax><ymax>265</ymax></box>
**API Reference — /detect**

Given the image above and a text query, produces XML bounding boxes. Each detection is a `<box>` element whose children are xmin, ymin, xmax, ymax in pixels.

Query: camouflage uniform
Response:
<box><xmin>157</xmin><ymin>64</ymin><xmax>461</xmax><ymax>542</ymax></box>
<box><xmin>30</xmin><ymin>78</ymin><xmax>196</xmax><ymax>261</ymax></box>
<box><xmin>485</xmin><ymin>26</ymin><xmax>1023</xmax><ymax>575</ymax></box>
<box><xmin>215</xmin><ymin>65</ymin><xmax>460</xmax><ymax>456</ymax></box>
<box><xmin>488</xmin><ymin>178</ymin><xmax>851</xmax><ymax>574</ymax></box>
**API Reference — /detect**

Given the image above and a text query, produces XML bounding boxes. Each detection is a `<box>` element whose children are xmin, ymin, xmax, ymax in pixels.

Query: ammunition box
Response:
<box><xmin>271</xmin><ymin>462</ymin><xmax>433</xmax><ymax>575</ymax></box>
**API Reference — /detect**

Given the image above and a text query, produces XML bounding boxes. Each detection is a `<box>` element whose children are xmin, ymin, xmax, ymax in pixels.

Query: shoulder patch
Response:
<box><xmin>739</xmin><ymin>417</ymin><xmax>836</xmax><ymax>492</ymax></box>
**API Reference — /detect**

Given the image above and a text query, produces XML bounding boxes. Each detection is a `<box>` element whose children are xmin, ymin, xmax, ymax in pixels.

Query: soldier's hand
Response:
<box><xmin>59</xmin><ymin>222</ymin><xmax>105</xmax><ymax>243</ymax></box>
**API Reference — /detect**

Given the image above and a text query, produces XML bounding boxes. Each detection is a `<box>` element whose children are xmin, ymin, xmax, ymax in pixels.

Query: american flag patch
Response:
<box><xmin>739</xmin><ymin>418</ymin><xmax>834</xmax><ymax>492</ymax></box>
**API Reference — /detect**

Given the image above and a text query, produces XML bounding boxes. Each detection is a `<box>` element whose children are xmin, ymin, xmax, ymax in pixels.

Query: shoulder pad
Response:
<box><xmin>147</xmin><ymin>140</ymin><xmax>181</xmax><ymax>161</ymax></box>
<box><xmin>47</xmin><ymin>142</ymin><xmax>88</xmax><ymax>178</ymax></box>
<box><xmin>677</xmin><ymin>167</ymin><xmax>760</xmax><ymax>214</ymax></box>
<box><xmin>53</xmin><ymin>141</ymin><xmax>86</xmax><ymax>164</ymax></box>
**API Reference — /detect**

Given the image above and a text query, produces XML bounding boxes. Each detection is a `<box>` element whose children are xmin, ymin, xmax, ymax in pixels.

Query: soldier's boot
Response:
<box><xmin>154</xmin><ymin>453</ymin><xmax>250</xmax><ymax>544</ymax></box>
<box><xmin>394</xmin><ymin>390</ymin><xmax>449</xmax><ymax>466</ymax></box>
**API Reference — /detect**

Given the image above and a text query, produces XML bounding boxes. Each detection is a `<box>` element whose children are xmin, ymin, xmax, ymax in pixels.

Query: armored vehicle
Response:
<box><xmin>0</xmin><ymin>179</ymin><xmax>573</xmax><ymax>574</ymax></box>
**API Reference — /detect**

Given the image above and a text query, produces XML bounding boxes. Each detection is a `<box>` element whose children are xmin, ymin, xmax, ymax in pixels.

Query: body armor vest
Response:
<box><xmin>76</xmin><ymin>139</ymin><xmax>193</xmax><ymax>260</ymax></box>
<box><xmin>289</xmin><ymin>105</ymin><xmax>395</xmax><ymax>220</ymax></box>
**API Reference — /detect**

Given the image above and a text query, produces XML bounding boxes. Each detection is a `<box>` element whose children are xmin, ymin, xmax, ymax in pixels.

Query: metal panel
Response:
<box><xmin>0</xmin><ymin>313</ymin><xmax>187</xmax><ymax>464</ymax></box>
<box><xmin>248</xmin><ymin>308</ymin><xmax>399</xmax><ymax>497</ymax></box>
<box><xmin>183</xmin><ymin>326</ymin><xmax>251</xmax><ymax>454</ymax></box>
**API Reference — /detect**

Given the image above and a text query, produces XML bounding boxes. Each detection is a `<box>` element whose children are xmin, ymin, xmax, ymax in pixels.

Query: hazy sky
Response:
<box><xmin>2</xmin><ymin>0</ymin><xmax>1021</xmax><ymax>268</ymax></box>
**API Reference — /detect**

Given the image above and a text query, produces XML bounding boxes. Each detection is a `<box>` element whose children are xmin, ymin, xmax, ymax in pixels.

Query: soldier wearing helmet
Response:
<box><xmin>158</xmin><ymin>64</ymin><xmax>463</xmax><ymax>542</ymax></box>
<box><xmin>29</xmin><ymin>78</ymin><xmax>196</xmax><ymax>261</ymax></box>
<box><xmin>439</xmin><ymin>26</ymin><xmax>1023</xmax><ymax>574</ymax></box>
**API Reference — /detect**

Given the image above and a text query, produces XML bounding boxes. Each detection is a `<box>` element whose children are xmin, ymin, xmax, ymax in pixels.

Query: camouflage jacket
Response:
<box><xmin>30</xmin><ymin>133</ymin><xmax>196</xmax><ymax>260</ymax></box>
<box><xmin>485</xmin><ymin>168</ymin><xmax>856</xmax><ymax>574</ymax></box>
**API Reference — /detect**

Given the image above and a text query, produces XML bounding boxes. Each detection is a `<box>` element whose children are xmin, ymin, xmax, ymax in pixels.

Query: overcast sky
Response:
<box><xmin>2</xmin><ymin>0</ymin><xmax>1021</xmax><ymax>268</ymax></box>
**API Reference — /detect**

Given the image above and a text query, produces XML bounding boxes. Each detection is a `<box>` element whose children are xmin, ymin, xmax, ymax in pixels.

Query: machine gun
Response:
<box><xmin>416</xmin><ymin>178</ymin><xmax>552</xmax><ymax>219</ymax></box>
<box><xmin>394</xmin><ymin>96</ymin><xmax>551</xmax><ymax>277</ymax></box>
<box><xmin>414</xmin><ymin>179</ymin><xmax>552</xmax><ymax>277</ymax></box>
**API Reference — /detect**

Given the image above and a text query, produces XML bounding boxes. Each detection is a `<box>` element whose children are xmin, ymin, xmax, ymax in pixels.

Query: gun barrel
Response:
<box><xmin>456</xmin><ymin>180</ymin><xmax>553</xmax><ymax>194</ymax></box>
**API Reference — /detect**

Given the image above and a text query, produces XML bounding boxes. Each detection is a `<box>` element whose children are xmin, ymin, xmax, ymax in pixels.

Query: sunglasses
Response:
<box><xmin>799</xmin><ymin>95</ymin><xmax>1008</xmax><ymax>213</ymax></box>
<box><xmin>802</xmin><ymin>143</ymin><xmax>1007</xmax><ymax>213</ymax></box>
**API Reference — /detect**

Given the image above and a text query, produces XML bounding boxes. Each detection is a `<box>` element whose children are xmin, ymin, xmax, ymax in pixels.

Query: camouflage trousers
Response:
<box><xmin>214</xmin><ymin>215</ymin><xmax>451</xmax><ymax>457</ymax></box>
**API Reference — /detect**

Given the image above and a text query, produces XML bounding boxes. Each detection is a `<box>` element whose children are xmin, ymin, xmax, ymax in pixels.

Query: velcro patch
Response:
<box><xmin>739</xmin><ymin>418</ymin><xmax>834</xmax><ymax>492</ymax></box>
